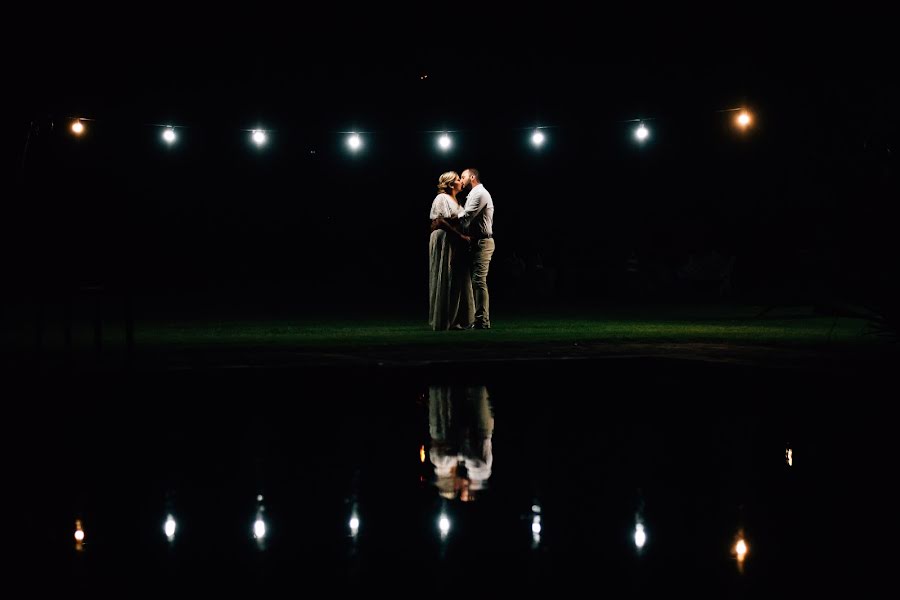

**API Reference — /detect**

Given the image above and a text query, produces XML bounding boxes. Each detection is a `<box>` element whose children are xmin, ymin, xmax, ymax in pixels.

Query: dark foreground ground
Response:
<box><xmin>6</xmin><ymin>311</ymin><xmax>897</xmax><ymax>596</ymax></box>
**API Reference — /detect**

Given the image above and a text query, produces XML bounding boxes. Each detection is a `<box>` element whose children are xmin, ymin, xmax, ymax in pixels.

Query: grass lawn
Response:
<box><xmin>4</xmin><ymin>303</ymin><xmax>895</xmax><ymax>372</ymax></box>
<box><xmin>130</xmin><ymin>305</ymin><xmax>880</xmax><ymax>350</ymax></box>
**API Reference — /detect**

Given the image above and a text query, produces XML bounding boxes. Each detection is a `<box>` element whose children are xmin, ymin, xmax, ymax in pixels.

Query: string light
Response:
<box><xmin>635</xmin><ymin>122</ymin><xmax>650</xmax><ymax>142</ymax></box>
<box><xmin>251</xmin><ymin>130</ymin><xmax>268</xmax><ymax>146</ymax></box>
<box><xmin>718</xmin><ymin>106</ymin><xmax>754</xmax><ymax>131</ymax></box>
<box><xmin>49</xmin><ymin>104</ymin><xmax>765</xmax><ymax>157</ymax></box>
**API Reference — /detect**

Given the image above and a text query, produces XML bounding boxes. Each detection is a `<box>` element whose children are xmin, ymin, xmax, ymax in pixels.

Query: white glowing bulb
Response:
<box><xmin>531</xmin><ymin>130</ymin><xmax>545</xmax><ymax>146</ymax></box>
<box><xmin>349</xmin><ymin>516</ymin><xmax>360</xmax><ymax>536</ymax></box>
<box><xmin>162</xmin><ymin>128</ymin><xmax>176</xmax><ymax>143</ymax></box>
<box><xmin>438</xmin><ymin>134</ymin><xmax>452</xmax><ymax>150</ymax></box>
<box><xmin>532</xmin><ymin>519</ymin><xmax>542</xmax><ymax>534</ymax></box>
<box><xmin>736</xmin><ymin>539</ymin><xmax>747</xmax><ymax>559</ymax></box>
<box><xmin>737</xmin><ymin>112</ymin><xmax>751</xmax><ymax>127</ymax></box>
<box><xmin>252</xmin><ymin>130</ymin><xmax>267</xmax><ymax>146</ymax></box>
<box><xmin>347</xmin><ymin>134</ymin><xmax>362</xmax><ymax>151</ymax></box>
<box><xmin>74</xmin><ymin>529</ymin><xmax>84</xmax><ymax>541</ymax></box>
<box><xmin>439</xmin><ymin>515</ymin><xmax>450</xmax><ymax>535</ymax></box>
<box><xmin>635</xmin><ymin>123</ymin><xmax>649</xmax><ymax>141</ymax></box>
<box><xmin>71</xmin><ymin>121</ymin><xmax>84</xmax><ymax>135</ymax></box>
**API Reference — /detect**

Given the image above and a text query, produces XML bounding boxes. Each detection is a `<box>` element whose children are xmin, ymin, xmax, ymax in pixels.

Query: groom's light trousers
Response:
<box><xmin>472</xmin><ymin>238</ymin><xmax>495</xmax><ymax>328</ymax></box>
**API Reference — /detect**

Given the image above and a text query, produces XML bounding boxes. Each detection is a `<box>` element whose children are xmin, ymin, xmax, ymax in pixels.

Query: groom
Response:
<box><xmin>459</xmin><ymin>168</ymin><xmax>495</xmax><ymax>329</ymax></box>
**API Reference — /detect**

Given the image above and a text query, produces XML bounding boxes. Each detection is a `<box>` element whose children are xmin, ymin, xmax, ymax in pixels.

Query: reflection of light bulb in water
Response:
<box><xmin>634</xmin><ymin>523</ymin><xmax>647</xmax><ymax>549</ymax></box>
<box><xmin>732</xmin><ymin>529</ymin><xmax>749</xmax><ymax>572</ymax></box>
<box><xmin>736</xmin><ymin>539</ymin><xmax>748</xmax><ymax>561</ymax></box>
<box><xmin>74</xmin><ymin>519</ymin><xmax>85</xmax><ymax>551</ymax></box>
<box><xmin>254</xmin><ymin>517</ymin><xmax>266</xmax><ymax>539</ymax></box>
<box><xmin>164</xmin><ymin>514</ymin><xmax>177</xmax><ymax>541</ymax></box>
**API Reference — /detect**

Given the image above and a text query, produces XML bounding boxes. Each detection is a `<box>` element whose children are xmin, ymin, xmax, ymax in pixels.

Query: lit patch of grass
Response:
<box><xmin>135</xmin><ymin>309</ymin><xmax>874</xmax><ymax>350</ymax></box>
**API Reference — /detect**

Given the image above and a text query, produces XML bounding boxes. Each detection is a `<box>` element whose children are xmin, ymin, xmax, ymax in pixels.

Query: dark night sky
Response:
<box><xmin>7</xmin><ymin>8</ymin><xmax>898</xmax><ymax>311</ymax></box>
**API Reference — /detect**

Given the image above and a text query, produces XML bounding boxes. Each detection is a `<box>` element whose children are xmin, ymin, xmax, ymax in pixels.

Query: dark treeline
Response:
<box><xmin>7</xmin><ymin>26</ymin><xmax>897</xmax><ymax>317</ymax></box>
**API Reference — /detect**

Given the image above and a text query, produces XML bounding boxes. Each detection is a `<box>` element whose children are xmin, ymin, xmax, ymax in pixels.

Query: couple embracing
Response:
<box><xmin>428</xmin><ymin>168</ymin><xmax>494</xmax><ymax>331</ymax></box>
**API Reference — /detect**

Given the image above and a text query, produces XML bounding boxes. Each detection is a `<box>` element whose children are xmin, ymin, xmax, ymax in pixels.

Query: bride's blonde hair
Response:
<box><xmin>436</xmin><ymin>171</ymin><xmax>459</xmax><ymax>194</ymax></box>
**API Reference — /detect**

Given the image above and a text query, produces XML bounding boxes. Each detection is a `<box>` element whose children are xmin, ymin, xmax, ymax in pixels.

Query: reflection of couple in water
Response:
<box><xmin>427</xmin><ymin>385</ymin><xmax>494</xmax><ymax>502</ymax></box>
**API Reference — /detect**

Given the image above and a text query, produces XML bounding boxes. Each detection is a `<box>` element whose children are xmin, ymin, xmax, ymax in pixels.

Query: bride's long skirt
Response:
<box><xmin>429</xmin><ymin>230</ymin><xmax>475</xmax><ymax>330</ymax></box>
